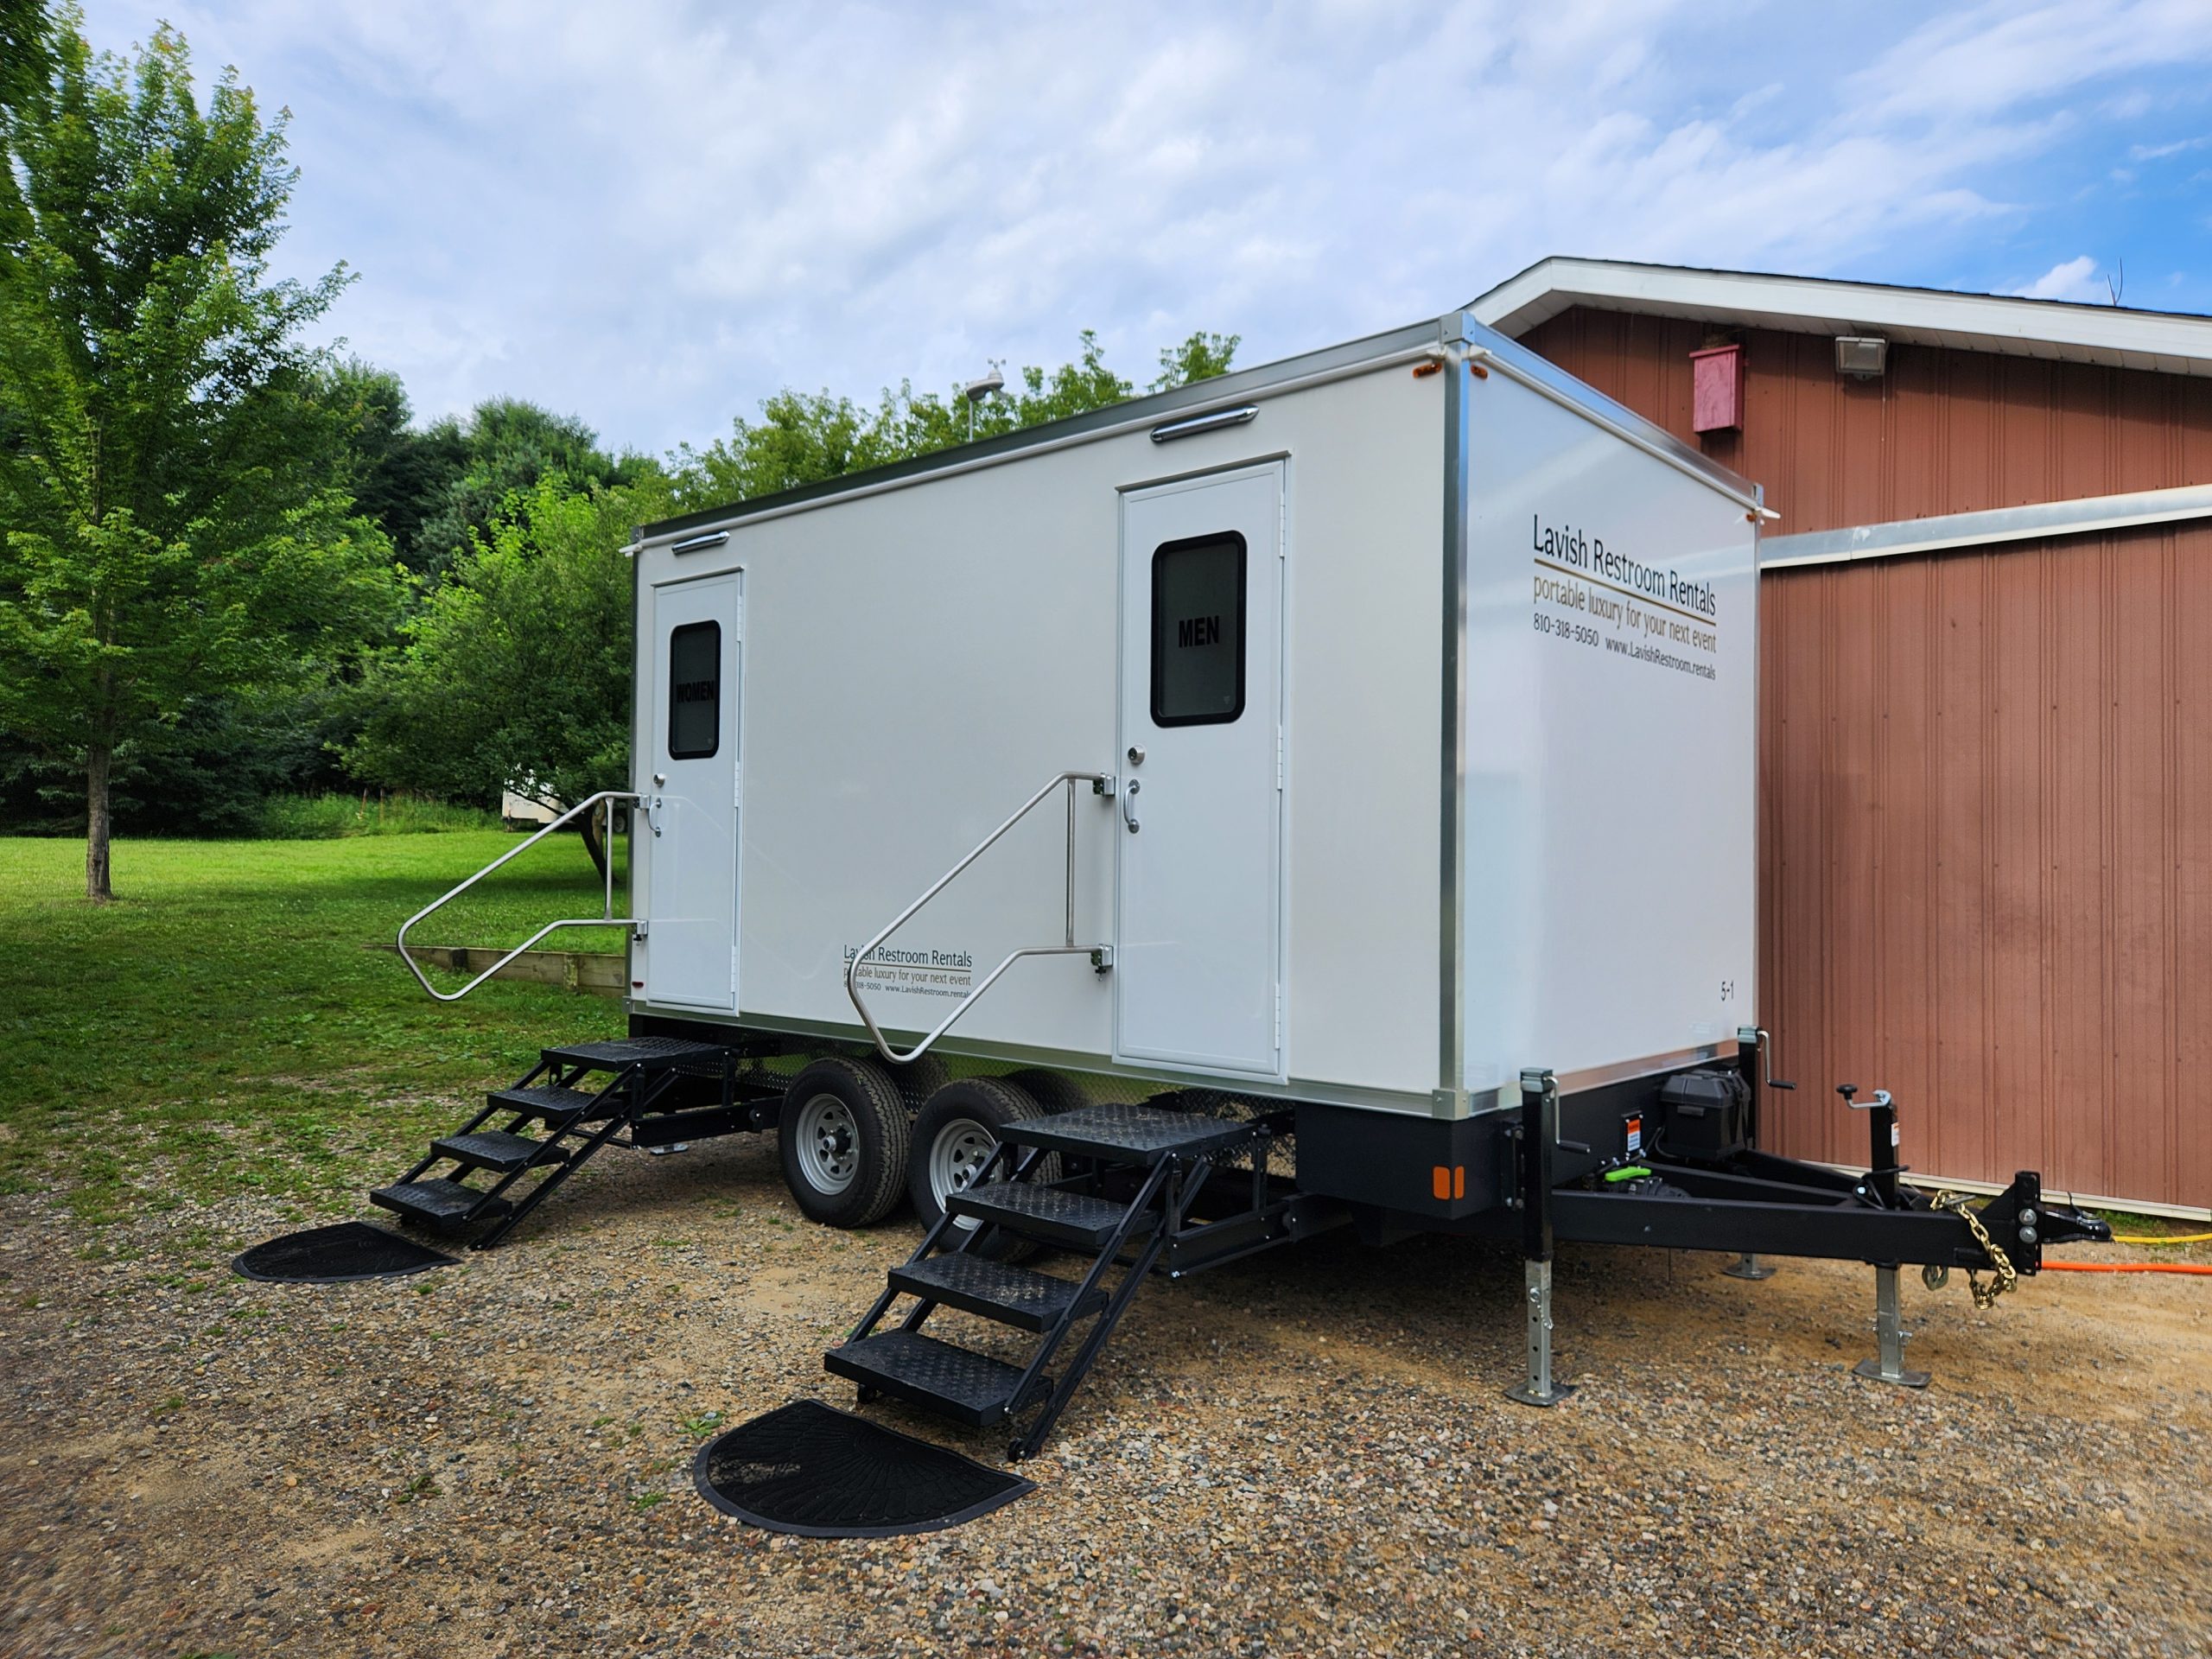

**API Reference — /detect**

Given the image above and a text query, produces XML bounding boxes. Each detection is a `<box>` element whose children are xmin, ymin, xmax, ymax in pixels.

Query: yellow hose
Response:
<box><xmin>2109</xmin><ymin>1230</ymin><xmax>2212</xmax><ymax>1245</ymax></box>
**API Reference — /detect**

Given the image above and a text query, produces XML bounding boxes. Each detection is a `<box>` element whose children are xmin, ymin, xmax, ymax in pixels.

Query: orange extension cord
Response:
<box><xmin>2042</xmin><ymin>1261</ymin><xmax>2212</xmax><ymax>1275</ymax></box>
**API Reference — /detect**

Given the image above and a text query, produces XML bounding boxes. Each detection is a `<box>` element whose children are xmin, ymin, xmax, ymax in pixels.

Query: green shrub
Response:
<box><xmin>257</xmin><ymin>792</ymin><xmax>500</xmax><ymax>839</ymax></box>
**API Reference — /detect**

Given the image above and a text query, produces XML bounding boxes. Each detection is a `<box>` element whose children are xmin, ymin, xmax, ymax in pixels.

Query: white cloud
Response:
<box><xmin>2013</xmin><ymin>254</ymin><xmax>2107</xmax><ymax>302</ymax></box>
<box><xmin>2131</xmin><ymin>135</ymin><xmax>2210</xmax><ymax>161</ymax></box>
<box><xmin>71</xmin><ymin>0</ymin><xmax>2212</xmax><ymax>456</ymax></box>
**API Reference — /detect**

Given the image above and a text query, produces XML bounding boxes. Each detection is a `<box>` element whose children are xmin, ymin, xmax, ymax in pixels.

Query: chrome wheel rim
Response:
<box><xmin>793</xmin><ymin>1093</ymin><xmax>860</xmax><ymax>1195</ymax></box>
<box><xmin>929</xmin><ymin>1116</ymin><xmax>997</xmax><ymax>1230</ymax></box>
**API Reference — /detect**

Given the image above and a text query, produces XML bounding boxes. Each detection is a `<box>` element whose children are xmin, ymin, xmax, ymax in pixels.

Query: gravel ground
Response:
<box><xmin>1</xmin><ymin>1128</ymin><xmax>2206</xmax><ymax>1658</ymax></box>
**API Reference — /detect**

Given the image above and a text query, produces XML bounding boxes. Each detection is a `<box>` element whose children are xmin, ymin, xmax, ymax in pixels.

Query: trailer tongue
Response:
<box><xmin>1496</xmin><ymin>1060</ymin><xmax>2109</xmax><ymax>1401</ymax></box>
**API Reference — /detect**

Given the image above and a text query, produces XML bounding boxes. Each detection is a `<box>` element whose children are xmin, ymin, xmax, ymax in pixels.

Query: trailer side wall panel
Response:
<box><xmin>1462</xmin><ymin>367</ymin><xmax>1759</xmax><ymax>1099</ymax></box>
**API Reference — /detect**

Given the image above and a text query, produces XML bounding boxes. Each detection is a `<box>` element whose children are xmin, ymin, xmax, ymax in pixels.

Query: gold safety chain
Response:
<box><xmin>1929</xmin><ymin>1189</ymin><xmax>2018</xmax><ymax>1310</ymax></box>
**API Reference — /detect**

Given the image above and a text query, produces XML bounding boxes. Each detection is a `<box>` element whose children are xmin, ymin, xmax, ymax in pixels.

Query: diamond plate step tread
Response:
<box><xmin>948</xmin><ymin>1182</ymin><xmax>1155</xmax><ymax>1250</ymax></box>
<box><xmin>370</xmin><ymin>1178</ymin><xmax>512</xmax><ymax>1230</ymax></box>
<box><xmin>489</xmin><ymin>1084</ymin><xmax>611</xmax><ymax>1124</ymax></box>
<box><xmin>1001</xmin><ymin>1102</ymin><xmax>1258</xmax><ymax>1165</ymax></box>
<box><xmin>888</xmin><ymin>1253</ymin><xmax>1106</xmax><ymax>1333</ymax></box>
<box><xmin>541</xmin><ymin>1036</ymin><xmax>726</xmax><ymax>1071</ymax></box>
<box><xmin>431</xmin><ymin>1129</ymin><xmax>569</xmax><ymax>1174</ymax></box>
<box><xmin>824</xmin><ymin>1330</ymin><xmax>1042</xmax><ymax>1428</ymax></box>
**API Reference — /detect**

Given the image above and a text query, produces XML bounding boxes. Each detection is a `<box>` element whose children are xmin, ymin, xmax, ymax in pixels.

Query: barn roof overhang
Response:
<box><xmin>1469</xmin><ymin>257</ymin><xmax>2212</xmax><ymax>378</ymax></box>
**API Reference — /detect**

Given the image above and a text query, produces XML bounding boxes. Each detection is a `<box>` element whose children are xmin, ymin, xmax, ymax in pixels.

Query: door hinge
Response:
<box><xmin>732</xmin><ymin>763</ymin><xmax>742</xmax><ymax>808</ymax></box>
<box><xmin>1275</xmin><ymin>726</ymin><xmax>1285</xmax><ymax>791</ymax></box>
<box><xmin>1274</xmin><ymin>982</ymin><xmax>1284</xmax><ymax>1051</ymax></box>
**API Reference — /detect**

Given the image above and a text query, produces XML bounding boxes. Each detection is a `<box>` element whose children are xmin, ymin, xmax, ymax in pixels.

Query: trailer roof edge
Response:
<box><xmin>637</xmin><ymin>312</ymin><xmax>1762</xmax><ymax>547</ymax></box>
<box><xmin>1447</xmin><ymin>313</ymin><xmax>1764</xmax><ymax>513</ymax></box>
<box><xmin>635</xmin><ymin>320</ymin><xmax>1437</xmax><ymax>544</ymax></box>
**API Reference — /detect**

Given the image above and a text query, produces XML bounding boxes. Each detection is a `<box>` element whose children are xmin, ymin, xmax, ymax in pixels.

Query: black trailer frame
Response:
<box><xmin>593</xmin><ymin>1013</ymin><xmax>2107</xmax><ymax>1410</ymax></box>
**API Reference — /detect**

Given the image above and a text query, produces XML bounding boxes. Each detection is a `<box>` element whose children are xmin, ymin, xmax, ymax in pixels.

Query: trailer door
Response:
<box><xmin>1116</xmin><ymin>463</ymin><xmax>1284</xmax><ymax>1076</ymax></box>
<box><xmin>645</xmin><ymin>571</ymin><xmax>741</xmax><ymax>1012</ymax></box>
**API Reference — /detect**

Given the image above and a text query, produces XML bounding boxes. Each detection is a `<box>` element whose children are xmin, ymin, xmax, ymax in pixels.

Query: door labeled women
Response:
<box><xmin>644</xmin><ymin>571</ymin><xmax>741</xmax><ymax>1012</ymax></box>
<box><xmin>1115</xmin><ymin>464</ymin><xmax>1284</xmax><ymax>1077</ymax></box>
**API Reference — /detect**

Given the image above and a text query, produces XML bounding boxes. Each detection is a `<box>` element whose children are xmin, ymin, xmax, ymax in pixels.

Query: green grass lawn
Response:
<box><xmin>0</xmin><ymin>831</ymin><xmax>633</xmax><ymax>1238</ymax></box>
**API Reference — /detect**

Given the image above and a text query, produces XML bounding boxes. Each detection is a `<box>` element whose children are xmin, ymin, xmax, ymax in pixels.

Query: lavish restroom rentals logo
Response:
<box><xmin>842</xmin><ymin>943</ymin><xmax>976</xmax><ymax>1001</ymax></box>
<box><xmin>1529</xmin><ymin>514</ymin><xmax>1722</xmax><ymax>682</ymax></box>
<box><xmin>1530</xmin><ymin>515</ymin><xmax>1718</xmax><ymax>620</ymax></box>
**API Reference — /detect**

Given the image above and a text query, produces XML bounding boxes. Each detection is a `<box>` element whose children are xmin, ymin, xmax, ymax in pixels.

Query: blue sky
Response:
<box><xmin>78</xmin><ymin>1</ymin><xmax>2212</xmax><ymax>458</ymax></box>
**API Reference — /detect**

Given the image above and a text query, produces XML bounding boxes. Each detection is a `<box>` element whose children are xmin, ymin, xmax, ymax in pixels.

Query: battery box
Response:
<box><xmin>1656</xmin><ymin>1069</ymin><xmax>1751</xmax><ymax>1163</ymax></box>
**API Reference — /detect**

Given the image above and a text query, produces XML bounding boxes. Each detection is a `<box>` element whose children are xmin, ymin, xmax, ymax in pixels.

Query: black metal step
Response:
<box><xmin>1002</xmin><ymin>1102</ymin><xmax>1257</xmax><ymax>1166</ymax></box>
<box><xmin>540</xmin><ymin>1036</ymin><xmax>724</xmax><ymax>1073</ymax></box>
<box><xmin>888</xmin><ymin>1252</ymin><xmax>1107</xmax><ymax>1333</ymax></box>
<box><xmin>824</xmin><ymin>1330</ymin><xmax>1044</xmax><ymax>1428</ymax></box>
<box><xmin>489</xmin><ymin>1084</ymin><xmax>609</xmax><ymax>1124</ymax></box>
<box><xmin>370</xmin><ymin>1178</ymin><xmax>512</xmax><ymax>1232</ymax></box>
<box><xmin>950</xmin><ymin>1181</ymin><xmax>1155</xmax><ymax>1250</ymax></box>
<box><xmin>432</xmin><ymin>1129</ymin><xmax>568</xmax><ymax>1175</ymax></box>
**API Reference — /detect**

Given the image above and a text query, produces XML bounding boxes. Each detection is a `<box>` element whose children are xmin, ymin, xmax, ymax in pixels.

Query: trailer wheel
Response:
<box><xmin>909</xmin><ymin>1078</ymin><xmax>1060</xmax><ymax>1242</ymax></box>
<box><xmin>779</xmin><ymin>1057</ymin><xmax>912</xmax><ymax>1228</ymax></box>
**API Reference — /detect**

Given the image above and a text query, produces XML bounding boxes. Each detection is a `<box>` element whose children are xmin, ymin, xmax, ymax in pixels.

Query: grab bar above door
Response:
<box><xmin>845</xmin><ymin>769</ymin><xmax>1114</xmax><ymax>1065</ymax></box>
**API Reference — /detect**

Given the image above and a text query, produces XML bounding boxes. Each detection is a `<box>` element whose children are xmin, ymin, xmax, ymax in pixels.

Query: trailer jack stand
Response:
<box><xmin>1506</xmin><ymin>1071</ymin><xmax>1576</xmax><ymax>1408</ymax></box>
<box><xmin>1853</xmin><ymin>1265</ymin><xmax>1929</xmax><ymax>1389</ymax></box>
<box><xmin>1506</xmin><ymin>1260</ymin><xmax>1576</xmax><ymax>1407</ymax></box>
<box><xmin>1722</xmin><ymin>1252</ymin><xmax>1777</xmax><ymax>1281</ymax></box>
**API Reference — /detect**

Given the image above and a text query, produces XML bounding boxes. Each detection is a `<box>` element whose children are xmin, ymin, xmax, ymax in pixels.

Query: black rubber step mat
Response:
<box><xmin>232</xmin><ymin>1221</ymin><xmax>458</xmax><ymax>1283</ymax></box>
<box><xmin>692</xmin><ymin>1399</ymin><xmax>1033</xmax><ymax>1537</ymax></box>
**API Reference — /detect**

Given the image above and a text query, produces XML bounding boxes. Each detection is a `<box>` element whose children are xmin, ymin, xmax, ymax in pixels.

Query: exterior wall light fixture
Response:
<box><xmin>1834</xmin><ymin>335</ymin><xmax>1888</xmax><ymax>378</ymax></box>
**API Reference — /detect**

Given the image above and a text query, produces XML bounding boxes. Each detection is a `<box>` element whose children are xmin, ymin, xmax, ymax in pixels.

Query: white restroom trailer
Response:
<box><xmin>384</xmin><ymin>308</ymin><xmax>2102</xmax><ymax>1438</ymax></box>
<box><xmin>624</xmin><ymin>310</ymin><xmax>1764</xmax><ymax>1229</ymax></box>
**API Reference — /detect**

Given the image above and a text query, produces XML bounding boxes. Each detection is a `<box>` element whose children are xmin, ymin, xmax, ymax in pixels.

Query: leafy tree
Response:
<box><xmin>321</xmin><ymin>359</ymin><xmax>468</xmax><ymax>574</ymax></box>
<box><xmin>0</xmin><ymin>18</ymin><xmax>397</xmax><ymax>896</ymax></box>
<box><xmin>1152</xmin><ymin>330</ymin><xmax>1240</xmax><ymax>391</ymax></box>
<box><xmin>671</xmin><ymin>328</ymin><xmax>1237</xmax><ymax>512</ymax></box>
<box><xmin>0</xmin><ymin>686</ymin><xmax>350</xmax><ymax>836</ymax></box>
<box><xmin>411</xmin><ymin>397</ymin><xmax>645</xmax><ymax>577</ymax></box>
<box><xmin>0</xmin><ymin>0</ymin><xmax>49</xmax><ymax>124</ymax></box>
<box><xmin>345</xmin><ymin>474</ymin><xmax>669</xmax><ymax>876</ymax></box>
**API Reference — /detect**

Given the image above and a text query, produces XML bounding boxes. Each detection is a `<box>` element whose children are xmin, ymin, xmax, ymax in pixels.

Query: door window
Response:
<box><xmin>667</xmin><ymin>620</ymin><xmax>721</xmax><ymax>759</ymax></box>
<box><xmin>1149</xmin><ymin>531</ymin><xmax>1245</xmax><ymax>726</ymax></box>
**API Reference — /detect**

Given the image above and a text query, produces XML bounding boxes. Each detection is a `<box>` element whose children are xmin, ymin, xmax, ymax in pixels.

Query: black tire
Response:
<box><xmin>779</xmin><ymin>1056</ymin><xmax>912</xmax><ymax>1228</ymax></box>
<box><xmin>907</xmin><ymin>1077</ymin><xmax>1061</xmax><ymax>1239</ymax></box>
<box><xmin>887</xmin><ymin>1054</ymin><xmax>950</xmax><ymax>1114</ymax></box>
<box><xmin>1003</xmin><ymin>1067</ymin><xmax>1092</xmax><ymax>1116</ymax></box>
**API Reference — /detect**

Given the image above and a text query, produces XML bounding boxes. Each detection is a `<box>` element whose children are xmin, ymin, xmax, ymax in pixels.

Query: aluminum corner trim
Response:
<box><xmin>1438</xmin><ymin>323</ymin><xmax>1472</xmax><ymax>1101</ymax></box>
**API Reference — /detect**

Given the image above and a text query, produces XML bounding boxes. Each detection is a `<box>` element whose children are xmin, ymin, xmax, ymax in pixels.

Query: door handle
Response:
<box><xmin>1122</xmin><ymin>778</ymin><xmax>1141</xmax><ymax>835</ymax></box>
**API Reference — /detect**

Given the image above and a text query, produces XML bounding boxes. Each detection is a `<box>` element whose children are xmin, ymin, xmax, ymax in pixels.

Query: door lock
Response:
<box><xmin>1122</xmin><ymin>777</ymin><xmax>1141</xmax><ymax>834</ymax></box>
<box><xmin>1126</xmin><ymin>745</ymin><xmax>1145</xmax><ymax>766</ymax></box>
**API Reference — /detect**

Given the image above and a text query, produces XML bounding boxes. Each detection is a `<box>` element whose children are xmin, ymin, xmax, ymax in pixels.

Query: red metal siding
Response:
<box><xmin>1520</xmin><ymin>309</ymin><xmax>2212</xmax><ymax>535</ymax></box>
<box><xmin>1755</xmin><ymin>527</ymin><xmax>2212</xmax><ymax>1207</ymax></box>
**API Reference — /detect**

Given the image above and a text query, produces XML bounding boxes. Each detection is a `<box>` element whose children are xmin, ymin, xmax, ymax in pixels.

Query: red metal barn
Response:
<box><xmin>1474</xmin><ymin>259</ymin><xmax>2212</xmax><ymax>1215</ymax></box>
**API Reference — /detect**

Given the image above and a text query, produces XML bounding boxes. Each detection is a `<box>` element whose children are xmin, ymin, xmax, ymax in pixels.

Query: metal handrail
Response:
<box><xmin>396</xmin><ymin>790</ymin><xmax>644</xmax><ymax>1002</ymax></box>
<box><xmin>845</xmin><ymin>769</ymin><xmax>1111</xmax><ymax>1064</ymax></box>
